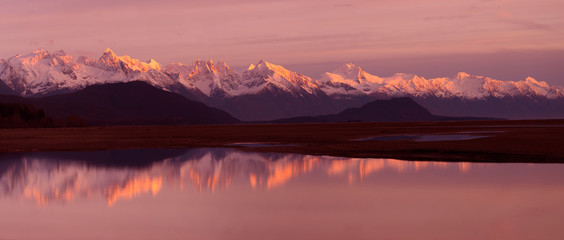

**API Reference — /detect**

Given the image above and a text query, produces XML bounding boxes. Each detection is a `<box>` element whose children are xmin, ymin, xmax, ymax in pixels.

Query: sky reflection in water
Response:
<box><xmin>0</xmin><ymin>148</ymin><xmax>563</xmax><ymax>240</ymax></box>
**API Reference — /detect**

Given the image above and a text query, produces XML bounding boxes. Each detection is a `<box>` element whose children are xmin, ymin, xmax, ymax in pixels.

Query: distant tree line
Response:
<box><xmin>0</xmin><ymin>102</ymin><xmax>85</xmax><ymax>128</ymax></box>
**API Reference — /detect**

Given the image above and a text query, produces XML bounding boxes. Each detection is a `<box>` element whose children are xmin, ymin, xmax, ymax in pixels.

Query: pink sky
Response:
<box><xmin>1</xmin><ymin>0</ymin><xmax>563</xmax><ymax>84</ymax></box>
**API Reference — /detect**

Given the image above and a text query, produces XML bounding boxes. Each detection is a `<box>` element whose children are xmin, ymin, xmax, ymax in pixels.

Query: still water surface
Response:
<box><xmin>1</xmin><ymin>148</ymin><xmax>563</xmax><ymax>240</ymax></box>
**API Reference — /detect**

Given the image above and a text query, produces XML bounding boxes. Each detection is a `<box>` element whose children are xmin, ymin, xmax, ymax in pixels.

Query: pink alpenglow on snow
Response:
<box><xmin>1</xmin><ymin>49</ymin><xmax>562</xmax><ymax>99</ymax></box>
<box><xmin>0</xmin><ymin>0</ymin><xmax>563</xmax><ymax>84</ymax></box>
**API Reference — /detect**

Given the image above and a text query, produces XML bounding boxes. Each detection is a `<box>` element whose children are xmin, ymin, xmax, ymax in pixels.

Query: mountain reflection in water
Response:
<box><xmin>2</xmin><ymin>148</ymin><xmax>564</xmax><ymax>240</ymax></box>
<box><xmin>0</xmin><ymin>148</ymin><xmax>473</xmax><ymax>206</ymax></box>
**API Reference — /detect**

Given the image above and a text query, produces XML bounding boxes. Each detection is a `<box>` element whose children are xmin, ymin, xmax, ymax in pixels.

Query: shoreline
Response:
<box><xmin>1</xmin><ymin>119</ymin><xmax>564</xmax><ymax>163</ymax></box>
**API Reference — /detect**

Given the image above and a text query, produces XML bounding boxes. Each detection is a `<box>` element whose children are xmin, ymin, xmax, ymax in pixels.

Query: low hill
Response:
<box><xmin>273</xmin><ymin>97</ymin><xmax>496</xmax><ymax>123</ymax></box>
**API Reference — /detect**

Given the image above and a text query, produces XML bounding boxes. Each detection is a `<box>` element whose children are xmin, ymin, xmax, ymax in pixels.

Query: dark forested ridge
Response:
<box><xmin>0</xmin><ymin>102</ymin><xmax>54</xmax><ymax>128</ymax></box>
<box><xmin>0</xmin><ymin>81</ymin><xmax>240</xmax><ymax>126</ymax></box>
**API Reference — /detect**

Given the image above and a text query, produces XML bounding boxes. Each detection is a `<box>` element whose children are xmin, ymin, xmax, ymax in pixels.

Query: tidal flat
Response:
<box><xmin>1</xmin><ymin>119</ymin><xmax>564</xmax><ymax>163</ymax></box>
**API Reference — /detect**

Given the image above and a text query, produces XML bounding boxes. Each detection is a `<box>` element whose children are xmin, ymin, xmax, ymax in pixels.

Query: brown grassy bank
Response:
<box><xmin>1</xmin><ymin>119</ymin><xmax>564</xmax><ymax>163</ymax></box>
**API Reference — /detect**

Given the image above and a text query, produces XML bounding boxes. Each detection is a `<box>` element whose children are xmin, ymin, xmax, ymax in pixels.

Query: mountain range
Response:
<box><xmin>0</xmin><ymin>83</ymin><xmax>497</xmax><ymax>126</ymax></box>
<box><xmin>1</xmin><ymin>49</ymin><xmax>563</xmax><ymax>120</ymax></box>
<box><xmin>1</xmin><ymin>148</ymin><xmax>436</xmax><ymax>205</ymax></box>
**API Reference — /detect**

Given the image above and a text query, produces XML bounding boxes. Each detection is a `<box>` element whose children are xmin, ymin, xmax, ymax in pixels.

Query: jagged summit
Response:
<box><xmin>457</xmin><ymin>72</ymin><xmax>471</xmax><ymax>79</ymax></box>
<box><xmin>10</xmin><ymin>49</ymin><xmax>71</xmax><ymax>66</ymax></box>
<box><xmin>103</xmin><ymin>48</ymin><xmax>116</xmax><ymax>55</ymax></box>
<box><xmin>98</xmin><ymin>48</ymin><xmax>120</xmax><ymax>64</ymax></box>
<box><xmin>215</xmin><ymin>60</ymin><xmax>231</xmax><ymax>72</ymax></box>
<box><xmin>243</xmin><ymin>60</ymin><xmax>319</xmax><ymax>95</ymax></box>
<box><xmin>0</xmin><ymin>49</ymin><xmax>562</xmax><ymax>100</ymax></box>
<box><xmin>248</xmin><ymin>60</ymin><xmax>280</xmax><ymax>72</ymax></box>
<box><xmin>164</xmin><ymin>59</ymin><xmax>242</xmax><ymax>96</ymax></box>
<box><xmin>146</xmin><ymin>59</ymin><xmax>160</xmax><ymax>68</ymax></box>
<box><xmin>1</xmin><ymin>49</ymin><xmax>564</xmax><ymax>120</ymax></box>
<box><xmin>31</xmin><ymin>49</ymin><xmax>51</xmax><ymax>55</ymax></box>
<box><xmin>89</xmin><ymin>49</ymin><xmax>163</xmax><ymax>72</ymax></box>
<box><xmin>53</xmin><ymin>50</ymin><xmax>68</xmax><ymax>56</ymax></box>
<box><xmin>247</xmin><ymin>60</ymin><xmax>308</xmax><ymax>82</ymax></box>
<box><xmin>319</xmin><ymin>63</ymin><xmax>384</xmax><ymax>95</ymax></box>
<box><xmin>331</xmin><ymin>63</ymin><xmax>368</xmax><ymax>83</ymax></box>
<box><xmin>336</xmin><ymin>63</ymin><xmax>362</xmax><ymax>72</ymax></box>
<box><xmin>247</xmin><ymin>60</ymin><xmax>295</xmax><ymax>74</ymax></box>
<box><xmin>190</xmin><ymin>59</ymin><xmax>216</xmax><ymax>74</ymax></box>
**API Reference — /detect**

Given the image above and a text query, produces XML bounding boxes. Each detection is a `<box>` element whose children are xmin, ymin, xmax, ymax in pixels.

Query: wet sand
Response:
<box><xmin>1</xmin><ymin>119</ymin><xmax>564</xmax><ymax>163</ymax></box>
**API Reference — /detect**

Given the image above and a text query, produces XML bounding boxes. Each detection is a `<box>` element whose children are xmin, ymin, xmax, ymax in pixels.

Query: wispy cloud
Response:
<box><xmin>0</xmin><ymin>0</ymin><xmax>562</xmax><ymax>71</ymax></box>
<box><xmin>226</xmin><ymin>33</ymin><xmax>373</xmax><ymax>46</ymax></box>
<box><xmin>496</xmin><ymin>11</ymin><xmax>556</xmax><ymax>31</ymax></box>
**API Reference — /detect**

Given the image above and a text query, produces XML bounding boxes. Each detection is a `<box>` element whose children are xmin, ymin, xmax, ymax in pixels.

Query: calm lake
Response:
<box><xmin>1</xmin><ymin>148</ymin><xmax>563</xmax><ymax>240</ymax></box>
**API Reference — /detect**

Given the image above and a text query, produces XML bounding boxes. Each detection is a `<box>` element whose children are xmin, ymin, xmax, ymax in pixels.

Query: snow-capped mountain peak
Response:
<box><xmin>98</xmin><ymin>48</ymin><xmax>119</xmax><ymax>65</ymax></box>
<box><xmin>147</xmin><ymin>59</ymin><xmax>161</xmax><ymax>71</ymax></box>
<box><xmin>242</xmin><ymin>60</ymin><xmax>319</xmax><ymax>95</ymax></box>
<box><xmin>456</xmin><ymin>72</ymin><xmax>471</xmax><ymax>79</ymax></box>
<box><xmin>163</xmin><ymin>59</ymin><xmax>241</xmax><ymax>96</ymax></box>
<box><xmin>120</xmin><ymin>55</ymin><xmax>161</xmax><ymax>72</ymax></box>
<box><xmin>190</xmin><ymin>59</ymin><xmax>216</xmax><ymax>75</ymax></box>
<box><xmin>28</xmin><ymin>49</ymin><xmax>52</xmax><ymax>63</ymax></box>
<box><xmin>103</xmin><ymin>48</ymin><xmax>115</xmax><ymax>54</ymax></box>
<box><xmin>0</xmin><ymin>49</ymin><xmax>180</xmax><ymax>96</ymax></box>
<box><xmin>184</xmin><ymin>59</ymin><xmax>235</xmax><ymax>78</ymax></box>
<box><xmin>318</xmin><ymin>63</ymin><xmax>385</xmax><ymax>96</ymax></box>
<box><xmin>163</xmin><ymin>62</ymin><xmax>189</xmax><ymax>75</ymax></box>
<box><xmin>246</xmin><ymin>60</ymin><xmax>303</xmax><ymax>82</ymax></box>
<box><xmin>92</xmin><ymin>49</ymin><xmax>161</xmax><ymax>73</ymax></box>
<box><xmin>215</xmin><ymin>60</ymin><xmax>232</xmax><ymax>73</ymax></box>
<box><xmin>319</xmin><ymin>66</ymin><xmax>564</xmax><ymax>99</ymax></box>
<box><xmin>333</xmin><ymin>63</ymin><xmax>363</xmax><ymax>78</ymax></box>
<box><xmin>250</xmin><ymin>60</ymin><xmax>285</xmax><ymax>74</ymax></box>
<box><xmin>11</xmin><ymin>49</ymin><xmax>74</xmax><ymax>67</ymax></box>
<box><xmin>0</xmin><ymin>49</ymin><xmax>83</xmax><ymax>95</ymax></box>
<box><xmin>0</xmin><ymin>49</ymin><xmax>562</xmax><ymax>101</ymax></box>
<box><xmin>327</xmin><ymin>63</ymin><xmax>383</xmax><ymax>84</ymax></box>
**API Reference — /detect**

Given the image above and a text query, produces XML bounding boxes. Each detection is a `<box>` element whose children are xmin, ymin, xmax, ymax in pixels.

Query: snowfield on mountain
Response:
<box><xmin>1</xmin><ymin>49</ymin><xmax>563</xmax><ymax>120</ymax></box>
<box><xmin>2</xmin><ymin>49</ymin><xmax>561</xmax><ymax>99</ymax></box>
